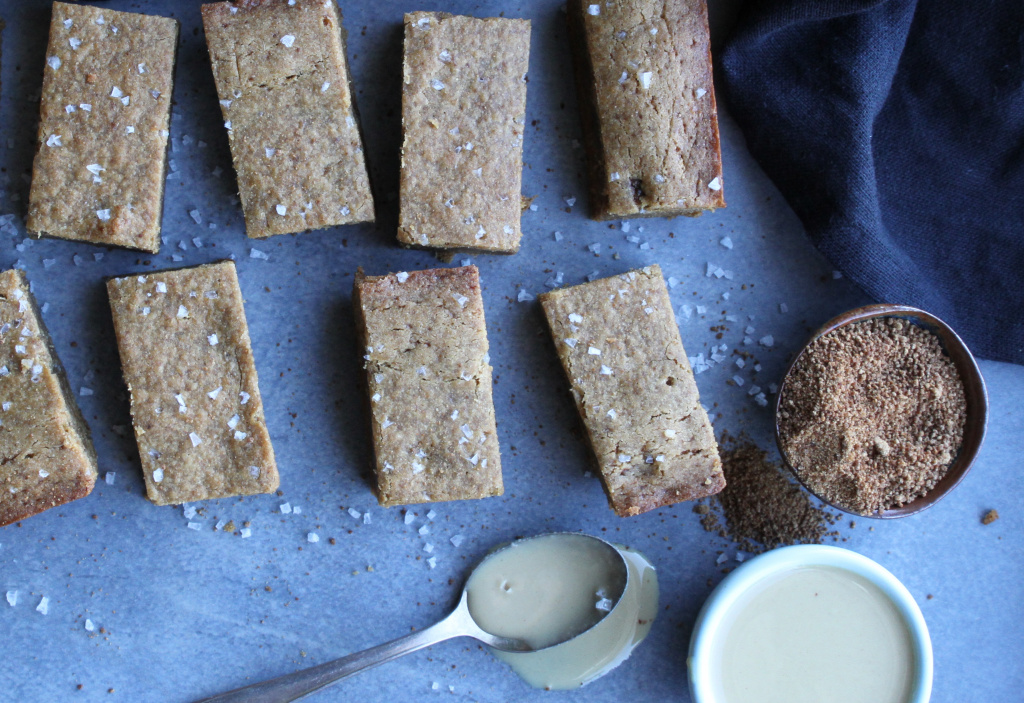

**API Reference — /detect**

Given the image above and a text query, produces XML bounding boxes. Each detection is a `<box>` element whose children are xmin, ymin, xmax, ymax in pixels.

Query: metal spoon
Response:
<box><xmin>195</xmin><ymin>532</ymin><xmax>627</xmax><ymax>703</ymax></box>
<box><xmin>194</xmin><ymin>588</ymin><xmax>527</xmax><ymax>703</ymax></box>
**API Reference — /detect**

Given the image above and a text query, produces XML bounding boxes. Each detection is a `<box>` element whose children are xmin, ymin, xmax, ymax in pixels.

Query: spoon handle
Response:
<box><xmin>194</xmin><ymin>605</ymin><xmax>469</xmax><ymax>703</ymax></box>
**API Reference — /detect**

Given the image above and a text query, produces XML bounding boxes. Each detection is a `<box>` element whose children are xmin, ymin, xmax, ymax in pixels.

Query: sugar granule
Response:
<box><xmin>695</xmin><ymin>436</ymin><xmax>839</xmax><ymax>554</ymax></box>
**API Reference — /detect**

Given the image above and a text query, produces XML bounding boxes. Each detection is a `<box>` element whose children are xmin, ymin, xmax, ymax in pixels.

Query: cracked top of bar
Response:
<box><xmin>540</xmin><ymin>264</ymin><xmax>724</xmax><ymax>516</ymax></box>
<box><xmin>202</xmin><ymin>0</ymin><xmax>374</xmax><ymax>238</ymax></box>
<box><xmin>0</xmin><ymin>269</ymin><xmax>97</xmax><ymax>527</ymax></box>
<box><xmin>107</xmin><ymin>260</ymin><xmax>278</xmax><ymax>505</ymax></box>
<box><xmin>354</xmin><ymin>265</ymin><xmax>503</xmax><ymax>506</ymax></box>
<box><xmin>398</xmin><ymin>12</ymin><xmax>530</xmax><ymax>253</ymax></box>
<box><xmin>568</xmin><ymin>0</ymin><xmax>724</xmax><ymax>219</ymax></box>
<box><xmin>27</xmin><ymin>2</ymin><xmax>178</xmax><ymax>253</ymax></box>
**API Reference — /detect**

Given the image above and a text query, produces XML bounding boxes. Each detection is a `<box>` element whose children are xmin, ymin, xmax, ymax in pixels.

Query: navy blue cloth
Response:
<box><xmin>720</xmin><ymin>0</ymin><xmax>1024</xmax><ymax>364</ymax></box>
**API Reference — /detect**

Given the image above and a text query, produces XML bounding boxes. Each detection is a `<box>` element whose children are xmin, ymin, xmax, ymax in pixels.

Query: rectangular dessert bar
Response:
<box><xmin>540</xmin><ymin>265</ymin><xmax>724</xmax><ymax>516</ymax></box>
<box><xmin>202</xmin><ymin>0</ymin><xmax>374</xmax><ymax>238</ymax></box>
<box><xmin>353</xmin><ymin>265</ymin><xmax>503</xmax><ymax>506</ymax></box>
<box><xmin>567</xmin><ymin>0</ymin><xmax>724</xmax><ymax>220</ymax></box>
<box><xmin>107</xmin><ymin>261</ymin><xmax>278</xmax><ymax>505</ymax></box>
<box><xmin>0</xmin><ymin>270</ymin><xmax>97</xmax><ymax>526</ymax></box>
<box><xmin>398</xmin><ymin>12</ymin><xmax>531</xmax><ymax>253</ymax></box>
<box><xmin>26</xmin><ymin>2</ymin><xmax>178</xmax><ymax>253</ymax></box>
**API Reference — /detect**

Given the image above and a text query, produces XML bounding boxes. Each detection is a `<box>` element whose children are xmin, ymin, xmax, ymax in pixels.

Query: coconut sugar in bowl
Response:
<box><xmin>774</xmin><ymin>304</ymin><xmax>988</xmax><ymax>518</ymax></box>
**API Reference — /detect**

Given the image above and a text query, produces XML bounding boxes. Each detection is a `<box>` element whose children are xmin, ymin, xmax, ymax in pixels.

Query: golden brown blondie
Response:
<box><xmin>354</xmin><ymin>266</ymin><xmax>503</xmax><ymax>506</ymax></box>
<box><xmin>567</xmin><ymin>0</ymin><xmax>724</xmax><ymax>219</ymax></box>
<box><xmin>202</xmin><ymin>0</ymin><xmax>375</xmax><ymax>238</ymax></box>
<box><xmin>0</xmin><ymin>269</ymin><xmax>97</xmax><ymax>526</ymax></box>
<box><xmin>107</xmin><ymin>261</ymin><xmax>278</xmax><ymax>505</ymax></box>
<box><xmin>27</xmin><ymin>2</ymin><xmax>178</xmax><ymax>252</ymax></box>
<box><xmin>398</xmin><ymin>12</ymin><xmax>530</xmax><ymax>253</ymax></box>
<box><xmin>540</xmin><ymin>265</ymin><xmax>724</xmax><ymax>516</ymax></box>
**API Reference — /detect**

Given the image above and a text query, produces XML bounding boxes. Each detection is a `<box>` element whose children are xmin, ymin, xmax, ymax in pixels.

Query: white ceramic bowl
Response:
<box><xmin>688</xmin><ymin>545</ymin><xmax>932</xmax><ymax>703</ymax></box>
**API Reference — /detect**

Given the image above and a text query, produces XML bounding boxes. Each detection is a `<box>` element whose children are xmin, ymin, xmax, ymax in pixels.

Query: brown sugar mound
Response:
<box><xmin>697</xmin><ymin>437</ymin><xmax>838</xmax><ymax>554</ymax></box>
<box><xmin>778</xmin><ymin>317</ymin><xmax>967</xmax><ymax>515</ymax></box>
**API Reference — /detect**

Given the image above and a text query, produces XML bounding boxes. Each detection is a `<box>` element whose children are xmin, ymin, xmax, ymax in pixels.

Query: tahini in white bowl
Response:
<box><xmin>688</xmin><ymin>545</ymin><xmax>932</xmax><ymax>703</ymax></box>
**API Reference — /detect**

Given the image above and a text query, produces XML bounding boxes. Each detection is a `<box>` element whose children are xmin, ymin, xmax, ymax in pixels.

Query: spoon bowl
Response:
<box><xmin>195</xmin><ymin>532</ymin><xmax>630</xmax><ymax>703</ymax></box>
<box><xmin>465</xmin><ymin>532</ymin><xmax>630</xmax><ymax>652</ymax></box>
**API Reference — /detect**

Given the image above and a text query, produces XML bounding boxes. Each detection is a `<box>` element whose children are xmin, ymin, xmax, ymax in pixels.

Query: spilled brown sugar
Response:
<box><xmin>696</xmin><ymin>437</ymin><xmax>839</xmax><ymax>554</ymax></box>
<box><xmin>778</xmin><ymin>317</ymin><xmax>966</xmax><ymax>515</ymax></box>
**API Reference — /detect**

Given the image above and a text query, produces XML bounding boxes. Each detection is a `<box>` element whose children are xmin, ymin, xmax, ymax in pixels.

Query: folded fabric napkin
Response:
<box><xmin>721</xmin><ymin>0</ymin><xmax>1024</xmax><ymax>364</ymax></box>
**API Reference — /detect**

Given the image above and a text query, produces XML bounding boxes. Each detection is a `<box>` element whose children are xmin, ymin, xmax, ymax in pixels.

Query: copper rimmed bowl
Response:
<box><xmin>774</xmin><ymin>304</ymin><xmax>988</xmax><ymax>519</ymax></box>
